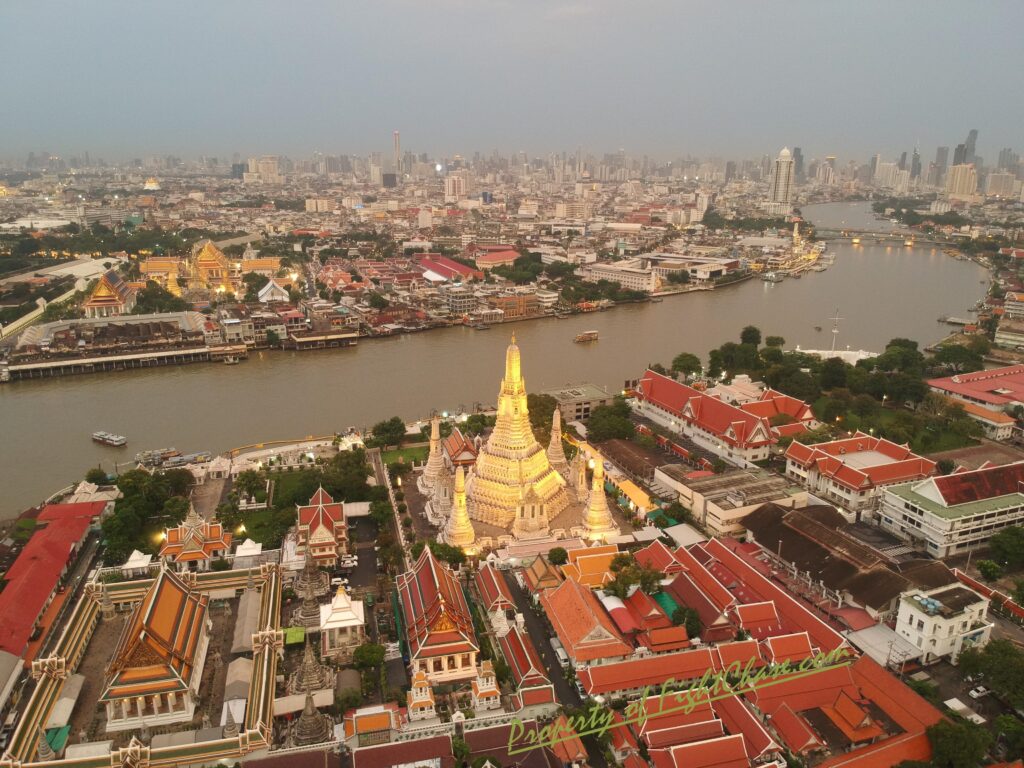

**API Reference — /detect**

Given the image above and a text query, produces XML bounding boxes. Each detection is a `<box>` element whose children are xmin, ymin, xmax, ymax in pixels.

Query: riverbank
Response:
<box><xmin>0</xmin><ymin>208</ymin><xmax>989</xmax><ymax>515</ymax></box>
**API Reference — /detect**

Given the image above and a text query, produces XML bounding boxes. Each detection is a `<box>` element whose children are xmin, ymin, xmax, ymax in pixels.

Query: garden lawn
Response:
<box><xmin>382</xmin><ymin>446</ymin><xmax>429</xmax><ymax>465</ymax></box>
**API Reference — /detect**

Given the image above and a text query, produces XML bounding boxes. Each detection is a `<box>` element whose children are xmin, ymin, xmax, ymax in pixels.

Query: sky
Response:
<box><xmin>3</xmin><ymin>0</ymin><xmax>1022</xmax><ymax>165</ymax></box>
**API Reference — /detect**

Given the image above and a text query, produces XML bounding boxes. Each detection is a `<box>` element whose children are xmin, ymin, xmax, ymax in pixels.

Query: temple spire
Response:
<box><xmin>583</xmin><ymin>453</ymin><xmax>618</xmax><ymax>541</ymax></box>
<box><xmin>443</xmin><ymin>466</ymin><xmax>476</xmax><ymax>549</ymax></box>
<box><xmin>419</xmin><ymin>415</ymin><xmax>446</xmax><ymax>495</ymax></box>
<box><xmin>546</xmin><ymin>407</ymin><xmax>569</xmax><ymax>477</ymax></box>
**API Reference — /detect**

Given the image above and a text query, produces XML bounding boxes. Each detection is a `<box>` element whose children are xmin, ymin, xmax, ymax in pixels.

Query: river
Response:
<box><xmin>0</xmin><ymin>202</ymin><xmax>988</xmax><ymax>517</ymax></box>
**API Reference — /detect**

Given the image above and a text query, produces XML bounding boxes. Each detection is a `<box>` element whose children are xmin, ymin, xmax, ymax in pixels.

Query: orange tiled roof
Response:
<box><xmin>102</xmin><ymin>568</ymin><xmax>208</xmax><ymax>702</ymax></box>
<box><xmin>539</xmin><ymin>578</ymin><xmax>631</xmax><ymax>664</ymax></box>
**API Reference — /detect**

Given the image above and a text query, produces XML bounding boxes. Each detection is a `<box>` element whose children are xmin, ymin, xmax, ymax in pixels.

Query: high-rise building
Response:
<box><xmin>764</xmin><ymin>147</ymin><xmax>794</xmax><ymax>215</ymax></box>
<box><xmin>998</xmin><ymin>148</ymin><xmax>1018</xmax><ymax>171</ymax></box>
<box><xmin>953</xmin><ymin>143</ymin><xmax>967</xmax><ymax>166</ymax></box>
<box><xmin>392</xmin><ymin>130</ymin><xmax>401</xmax><ymax>177</ymax></box>
<box><xmin>985</xmin><ymin>172</ymin><xmax>1015</xmax><ymax>197</ymax></box>
<box><xmin>946</xmin><ymin>163</ymin><xmax>978</xmax><ymax>199</ymax></box>
<box><xmin>911</xmin><ymin>148</ymin><xmax>922</xmax><ymax>180</ymax></box>
<box><xmin>965</xmin><ymin>129</ymin><xmax>978</xmax><ymax>164</ymax></box>
<box><xmin>792</xmin><ymin>147</ymin><xmax>804</xmax><ymax>180</ymax></box>
<box><xmin>444</xmin><ymin>173</ymin><xmax>466</xmax><ymax>201</ymax></box>
<box><xmin>724</xmin><ymin>161</ymin><xmax>736</xmax><ymax>183</ymax></box>
<box><xmin>874</xmin><ymin>162</ymin><xmax>899</xmax><ymax>189</ymax></box>
<box><xmin>930</xmin><ymin>146</ymin><xmax>950</xmax><ymax>186</ymax></box>
<box><xmin>898</xmin><ymin>151</ymin><xmax>907</xmax><ymax>171</ymax></box>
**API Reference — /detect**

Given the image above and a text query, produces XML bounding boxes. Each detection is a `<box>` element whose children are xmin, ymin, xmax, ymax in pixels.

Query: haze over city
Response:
<box><xmin>4</xmin><ymin>0</ymin><xmax>1023</xmax><ymax>161</ymax></box>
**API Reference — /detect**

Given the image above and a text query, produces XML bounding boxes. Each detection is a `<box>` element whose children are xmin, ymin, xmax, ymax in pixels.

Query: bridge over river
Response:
<box><xmin>815</xmin><ymin>227</ymin><xmax>953</xmax><ymax>246</ymax></box>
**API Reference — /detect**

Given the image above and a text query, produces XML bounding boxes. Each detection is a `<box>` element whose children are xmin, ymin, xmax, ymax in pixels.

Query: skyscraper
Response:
<box><xmin>931</xmin><ymin>146</ymin><xmax>949</xmax><ymax>186</ymax></box>
<box><xmin>953</xmin><ymin>143</ymin><xmax>967</xmax><ymax>166</ymax></box>
<box><xmin>765</xmin><ymin>147</ymin><xmax>794</xmax><ymax>215</ymax></box>
<box><xmin>911</xmin><ymin>148</ymin><xmax>922</xmax><ymax>180</ymax></box>
<box><xmin>792</xmin><ymin>147</ymin><xmax>804</xmax><ymax>181</ymax></box>
<box><xmin>392</xmin><ymin>130</ymin><xmax>401</xmax><ymax>177</ymax></box>
<box><xmin>965</xmin><ymin>129</ymin><xmax>978</xmax><ymax>164</ymax></box>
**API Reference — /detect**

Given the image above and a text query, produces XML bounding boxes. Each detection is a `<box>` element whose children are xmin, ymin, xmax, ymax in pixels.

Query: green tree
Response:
<box><xmin>995</xmin><ymin>714</ymin><xmax>1024</xmax><ymax>760</ymax></box>
<box><xmin>958</xmin><ymin>639</ymin><xmax>1024</xmax><ymax>708</ymax></box>
<box><xmin>368</xmin><ymin>416</ymin><xmax>406</xmax><ymax>449</ymax></box>
<box><xmin>671</xmin><ymin>352</ymin><xmax>702</xmax><ymax>377</ymax></box>
<box><xmin>976</xmin><ymin>559</ymin><xmax>1002</xmax><ymax>581</ymax></box>
<box><xmin>353</xmin><ymin>642</ymin><xmax>386</xmax><ymax>671</ymax></box>
<box><xmin>527</xmin><ymin>393</ymin><xmax>558</xmax><ymax>435</ymax></box>
<box><xmin>587</xmin><ymin>397</ymin><xmax>635</xmax><ymax>442</ymax></box>
<box><xmin>132</xmin><ymin>281</ymin><xmax>189</xmax><ymax>314</ymax></box>
<box><xmin>266</xmin><ymin>329</ymin><xmax>280</xmax><ymax>346</ymax></box>
<box><xmin>740</xmin><ymin>325</ymin><xmax>762</xmax><ymax>346</ymax></box>
<box><xmin>548</xmin><ymin>547</ymin><xmax>569</xmax><ymax>566</ymax></box>
<box><xmin>85</xmin><ymin>467</ymin><xmax>109</xmax><ymax>484</ymax></box>
<box><xmin>672</xmin><ymin>607</ymin><xmax>703</xmax><ymax>638</ymax></box>
<box><xmin>819</xmin><ymin>357</ymin><xmax>848</xmax><ymax>390</ymax></box>
<box><xmin>234</xmin><ymin>469</ymin><xmax>263</xmax><ymax>499</ymax></box>
<box><xmin>931</xmin><ymin>344</ymin><xmax>984</xmax><ymax>374</ymax></box>
<box><xmin>336</xmin><ymin>688</ymin><xmax>362</xmax><ymax>712</ymax></box>
<box><xmin>367</xmin><ymin>292</ymin><xmax>389</xmax><ymax>310</ymax></box>
<box><xmin>990</xmin><ymin>526</ymin><xmax>1024</xmax><ymax>568</ymax></box>
<box><xmin>765</xmin><ymin>335</ymin><xmax>786</xmax><ymax>348</ymax></box>
<box><xmin>925</xmin><ymin>719</ymin><xmax>992</xmax><ymax>768</ymax></box>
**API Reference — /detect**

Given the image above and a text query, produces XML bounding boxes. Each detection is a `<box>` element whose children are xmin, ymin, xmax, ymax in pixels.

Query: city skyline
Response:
<box><xmin>4</xmin><ymin>0</ymin><xmax>1022</xmax><ymax>162</ymax></box>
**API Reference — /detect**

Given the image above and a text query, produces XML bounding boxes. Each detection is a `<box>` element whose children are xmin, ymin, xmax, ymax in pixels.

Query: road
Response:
<box><xmin>501</xmin><ymin>569</ymin><xmax>581</xmax><ymax>710</ymax></box>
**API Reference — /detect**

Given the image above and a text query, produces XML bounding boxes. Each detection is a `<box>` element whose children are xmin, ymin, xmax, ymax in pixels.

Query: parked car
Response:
<box><xmin>554</xmin><ymin>648</ymin><xmax>570</xmax><ymax>668</ymax></box>
<box><xmin>969</xmin><ymin>686</ymin><xmax>989</xmax><ymax>699</ymax></box>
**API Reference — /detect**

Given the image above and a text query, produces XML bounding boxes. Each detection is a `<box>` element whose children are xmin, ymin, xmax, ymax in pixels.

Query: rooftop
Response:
<box><xmin>541</xmin><ymin>382</ymin><xmax>612</xmax><ymax>403</ymax></box>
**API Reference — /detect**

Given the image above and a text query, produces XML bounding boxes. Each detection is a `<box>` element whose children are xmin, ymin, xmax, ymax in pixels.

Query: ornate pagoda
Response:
<box><xmin>441</xmin><ymin>466</ymin><xmax>476</xmax><ymax>549</ymax></box>
<box><xmin>464</xmin><ymin>336</ymin><xmax>574</xmax><ymax>534</ymax></box>
<box><xmin>289</xmin><ymin>689</ymin><xmax>333</xmax><ymax>747</ymax></box>
<box><xmin>288</xmin><ymin>635</ymin><xmax>334</xmax><ymax>694</ymax></box>
<box><xmin>582</xmin><ymin>454</ymin><xmax>619</xmax><ymax>542</ymax></box>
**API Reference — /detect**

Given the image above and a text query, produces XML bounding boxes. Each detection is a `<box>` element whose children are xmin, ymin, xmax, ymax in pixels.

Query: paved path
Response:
<box><xmin>501</xmin><ymin>569</ymin><xmax>581</xmax><ymax>709</ymax></box>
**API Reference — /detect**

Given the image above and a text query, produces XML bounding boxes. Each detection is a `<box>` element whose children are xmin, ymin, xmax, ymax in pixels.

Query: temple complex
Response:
<box><xmin>294</xmin><ymin>555</ymin><xmax>330</xmax><ymax>598</ymax></box>
<box><xmin>319</xmin><ymin>585</ymin><xmax>366</xmax><ymax>662</ymax></box>
<box><xmin>396</xmin><ymin>547</ymin><xmax>479</xmax><ymax>684</ymax></box>
<box><xmin>188</xmin><ymin>241</ymin><xmax>235</xmax><ymax>293</ymax></box>
<box><xmin>464</xmin><ymin>335</ymin><xmax>575</xmax><ymax>532</ymax></box>
<box><xmin>159</xmin><ymin>505</ymin><xmax>232</xmax><ymax>572</ymax></box>
<box><xmin>100</xmin><ymin>568</ymin><xmax>211</xmax><ymax>732</ymax></box>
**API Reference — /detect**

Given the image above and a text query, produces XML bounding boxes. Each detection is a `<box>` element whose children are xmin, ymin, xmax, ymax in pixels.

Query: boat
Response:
<box><xmin>472</xmin><ymin>323</ymin><xmax>491</xmax><ymax>330</ymax></box>
<box><xmin>851</xmin><ymin>237</ymin><xmax>861</xmax><ymax>245</ymax></box>
<box><xmin>574</xmin><ymin>330</ymin><xmax>599</xmax><ymax>343</ymax></box>
<box><xmin>651</xmin><ymin>297</ymin><xmax>664</xmax><ymax>302</ymax></box>
<box><xmin>223</xmin><ymin>355</ymin><xmax>241</xmax><ymax>365</ymax></box>
<box><xmin>814</xmin><ymin>325</ymin><xmax>822</xmax><ymax>332</ymax></box>
<box><xmin>135</xmin><ymin>448</ymin><xmax>180</xmax><ymax>466</ymax></box>
<box><xmin>92</xmin><ymin>431</ymin><xmax>127</xmax><ymax>447</ymax></box>
<box><xmin>762</xmin><ymin>272</ymin><xmax>784</xmax><ymax>283</ymax></box>
<box><xmin>904</xmin><ymin>239</ymin><xmax>914</xmax><ymax>247</ymax></box>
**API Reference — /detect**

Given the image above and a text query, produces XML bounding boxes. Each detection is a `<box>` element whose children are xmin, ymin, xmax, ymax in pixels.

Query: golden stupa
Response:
<box><xmin>465</xmin><ymin>335</ymin><xmax>573</xmax><ymax>532</ymax></box>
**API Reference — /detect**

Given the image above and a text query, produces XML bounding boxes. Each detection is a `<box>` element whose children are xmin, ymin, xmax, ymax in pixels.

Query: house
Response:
<box><xmin>539</xmin><ymin>578</ymin><xmax>632</xmax><ymax>667</ymax></box>
<box><xmin>957</xmin><ymin>400</ymin><xmax>1016</xmax><ymax>440</ymax></box>
<box><xmin>257</xmin><ymin>279</ymin><xmax>291</xmax><ymax>303</ymax></box>
<box><xmin>296</xmin><ymin>487</ymin><xmax>349</xmax><ymax>567</ymax></box>
<box><xmin>879</xmin><ymin>461</ymin><xmax>1024</xmax><ymax>557</ymax></box>
<box><xmin>396</xmin><ymin>547</ymin><xmax>479</xmax><ymax>683</ymax></box>
<box><xmin>928</xmin><ymin>364</ymin><xmax>1024</xmax><ymax>410</ymax></box>
<box><xmin>895</xmin><ymin>585</ymin><xmax>991</xmax><ymax>663</ymax></box>
<box><xmin>784</xmin><ymin>432</ymin><xmax>935</xmax><ymax>519</ymax></box>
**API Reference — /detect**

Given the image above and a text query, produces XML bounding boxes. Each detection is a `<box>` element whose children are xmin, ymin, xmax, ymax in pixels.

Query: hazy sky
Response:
<box><xmin>4</xmin><ymin>0</ymin><xmax>1022</xmax><ymax>164</ymax></box>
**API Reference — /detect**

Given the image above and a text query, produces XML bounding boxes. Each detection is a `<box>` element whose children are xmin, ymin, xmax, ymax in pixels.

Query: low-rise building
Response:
<box><xmin>995</xmin><ymin>318</ymin><xmax>1024</xmax><ymax>350</ymax></box>
<box><xmin>541</xmin><ymin>382</ymin><xmax>614</xmax><ymax>422</ymax></box>
<box><xmin>296</xmin><ymin>487</ymin><xmax>349</xmax><ymax>567</ymax></box>
<box><xmin>82</xmin><ymin>270</ymin><xmax>137</xmax><ymax>318</ymax></box>
<box><xmin>785</xmin><ymin>432</ymin><xmax>935</xmax><ymax>520</ymax></box>
<box><xmin>878</xmin><ymin>461</ymin><xmax>1024</xmax><ymax>557</ymax></box>
<box><xmin>927</xmin><ymin>364</ymin><xmax>1024</xmax><ymax>411</ymax></box>
<box><xmin>577</xmin><ymin>259</ymin><xmax>658</xmax><ymax>292</ymax></box>
<box><xmin>895</xmin><ymin>585</ymin><xmax>991</xmax><ymax>663</ymax></box>
<box><xmin>158</xmin><ymin>505</ymin><xmax>232</xmax><ymax>572</ymax></box>
<box><xmin>654</xmin><ymin>465</ymin><xmax>807</xmax><ymax>536</ymax></box>
<box><xmin>319</xmin><ymin>586</ymin><xmax>366</xmax><ymax>662</ymax></box>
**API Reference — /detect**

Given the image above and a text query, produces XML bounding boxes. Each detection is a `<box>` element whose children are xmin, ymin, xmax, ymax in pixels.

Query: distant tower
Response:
<box><xmin>965</xmin><ymin>129</ymin><xmax>978</xmax><ymax>165</ymax></box>
<box><xmin>792</xmin><ymin>147</ymin><xmax>804</xmax><ymax>180</ymax></box>
<box><xmin>393</xmin><ymin>130</ymin><xmax>401</xmax><ymax>177</ymax></box>
<box><xmin>766</xmin><ymin>148</ymin><xmax>794</xmax><ymax>214</ymax></box>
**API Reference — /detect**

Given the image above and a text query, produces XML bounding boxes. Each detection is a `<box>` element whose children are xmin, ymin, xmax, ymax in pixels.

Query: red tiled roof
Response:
<box><xmin>713</xmin><ymin>695</ymin><xmax>779</xmax><ymax>759</ymax></box>
<box><xmin>635</xmin><ymin>540</ymin><xmax>686</xmax><ymax>575</ymax></box>
<box><xmin>714</xmin><ymin>640</ymin><xmax>765</xmax><ymax>671</ymax></box>
<box><xmin>637</xmin><ymin>370</ymin><xmax>772</xmax><ymax>449</ymax></box>
<box><xmin>396</xmin><ymin>548</ymin><xmax>478</xmax><ymax>660</ymax></box>
<box><xmin>0</xmin><ymin>509</ymin><xmax>97</xmax><ymax>656</ymax></box>
<box><xmin>785</xmin><ymin>431</ymin><xmax>935</xmax><ymax>490</ymax></box>
<box><xmin>638</xmin><ymin>625</ymin><xmax>691</xmax><ymax>653</ymax></box>
<box><xmin>763</xmin><ymin>632</ymin><xmax>816</xmax><ymax>664</ymax></box>
<box><xmin>733</xmin><ymin>601</ymin><xmax>782</xmax><ymax>638</ymax></box>
<box><xmin>577</xmin><ymin>648</ymin><xmax>718</xmax><ymax>695</ymax></box>
<box><xmin>539</xmin><ymin>578</ymin><xmax>631</xmax><ymax>664</ymax></box>
<box><xmin>650</xmin><ymin>734</ymin><xmax>749</xmax><ymax>768</ymax></box>
<box><xmin>928</xmin><ymin>461</ymin><xmax>1024</xmax><ymax>505</ymax></box>
<box><xmin>770</xmin><ymin>703</ymin><xmax>823</xmax><ymax>754</ymax></box>
<box><xmin>352</xmin><ymin>735</ymin><xmax>455</xmax><ymax>768</ymax></box>
<box><xmin>498</xmin><ymin>627</ymin><xmax>550</xmax><ymax>690</ymax></box>
<box><xmin>624</xmin><ymin>588</ymin><xmax>673</xmax><ymax>631</ymax></box>
<box><xmin>927</xmin><ymin>364</ymin><xmax>1024</xmax><ymax>406</ymax></box>
<box><xmin>474</xmin><ymin>563</ymin><xmax>515</xmax><ymax>613</ymax></box>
